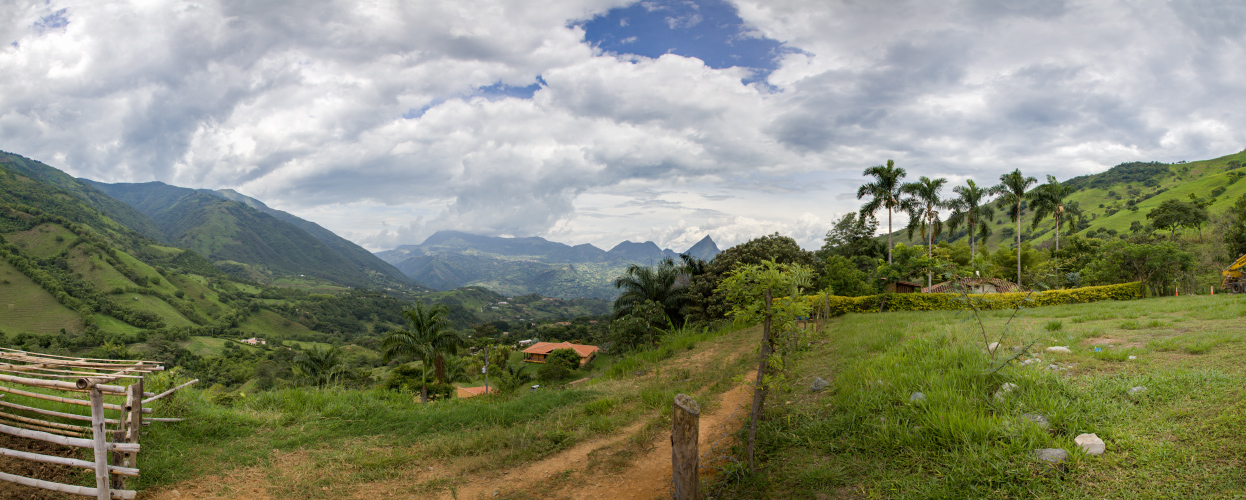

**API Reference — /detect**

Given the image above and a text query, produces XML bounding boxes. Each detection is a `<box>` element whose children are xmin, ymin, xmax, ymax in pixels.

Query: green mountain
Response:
<box><xmin>376</xmin><ymin>230</ymin><xmax>720</xmax><ymax>299</ymax></box>
<box><xmin>900</xmin><ymin>149</ymin><xmax>1246</xmax><ymax>250</ymax></box>
<box><xmin>85</xmin><ymin>180</ymin><xmax>416</xmax><ymax>290</ymax></box>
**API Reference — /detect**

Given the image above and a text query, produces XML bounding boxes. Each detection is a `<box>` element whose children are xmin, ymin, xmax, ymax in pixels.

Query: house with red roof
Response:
<box><xmin>522</xmin><ymin>342</ymin><xmax>600</xmax><ymax>366</ymax></box>
<box><xmin>456</xmin><ymin>386</ymin><xmax>493</xmax><ymax>398</ymax></box>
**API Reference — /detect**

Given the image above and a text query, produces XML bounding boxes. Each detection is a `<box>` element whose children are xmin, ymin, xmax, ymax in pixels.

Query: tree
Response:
<box><xmin>902</xmin><ymin>176</ymin><xmax>948</xmax><ymax>288</ymax></box>
<box><xmin>818</xmin><ymin>212</ymin><xmax>884</xmax><ymax>262</ymax></box>
<box><xmin>991</xmin><ymin>169</ymin><xmax>1038</xmax><ymax>287</ymax></box>
<box><xmin>946</xmin><ymin>179</ymin><xmax>995</xmax><ymax>262</ymax></box>
<box><xmin>857</xmin><ymin>160</ymin><xmax>916</xmax><ymax>264</ymax></box>
<box><xmin>1146</xmin><ymin>199</ymin><xmax>1201</xmax><ymax>240</ymax></box>
<box><xmin>612</xmin><ymin>257</ymin><xmax>689</xmax><ymax>325</ymax></box>
<box><xmin>382</xmin><ymin>301</ymin><xmax>467</xmax><ymax>403</ymax></box>
<box><xmin>685</xmin><ymin>233</ymin><xmax>817</xmax><ymax>321</ymax></box>
<box><xmin>1029</xmin><ymin>175</ymin><xmax>1074</xmax><ymax>251</ymax></box>
<box><xmin>611</xmin><ymin>299</ymin><xmax>668</xmax><ymax>351</ymax></box>
<box><xmin>293</xmin><ymin>345</ymin><xmax>347</xmax><ymax>388</ymax></box>
<box><xmin>819</xmin><ymin>255</ymin><xmax>874</xmax><ymax>296</ymax></box>
<box><xmin>539</xmin><ymin>348</ymin><xmax>581</xmax><ymax>381</ymax></box>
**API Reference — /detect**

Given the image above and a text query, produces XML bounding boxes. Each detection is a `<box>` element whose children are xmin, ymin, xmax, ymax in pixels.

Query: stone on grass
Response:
<box><xmin>1128</xmin><ymin>355</ymin><xmax>1137</xmax><ymax>360</ymax></box>
<box><xmin>1048</xmin><ymin>364</ymin><xmax>1060</xmax><ymax>371</ymax></box>
<box><xmin>1128</xmin><ymin>386</ymin><xmax>1147</xmax><ymax>396</ymax></box>
<box><xmin>1075</xmin><ymin>433</ymin><xmax>1105</xmax><ymax>455</ymax></box>
<box><xmin>910</xmin><ymin>392</ymin><xmax>926</xmax><ymax>403</ymax></box>
<box><xmin>985</xmin><ymin>342</ymin><xmax>1000</xmax><ymax>354</ymax></box>
<box><xmin>1032</xmin><ymin>448</ymin><xmax>1068</xmax><ymax>463</ymax></box>
<box><xmin>811</xmin><ymin>377</ymin><xmax>830</xmax><ymax>392</ymax></box>
<box><xmin>993</xmin><ymin>382</ymin><xmax>1018</xmax><ymax>402</ymax></box>
<box><xmin>1020</xmin><ymin>413</ymin><xmax>1051</xmax><ymax>431</ymax></box>
<box><xmin>1045</xmin><ymin>346</ymin><xmax>1071</xmax><ymax>354</ymax></box>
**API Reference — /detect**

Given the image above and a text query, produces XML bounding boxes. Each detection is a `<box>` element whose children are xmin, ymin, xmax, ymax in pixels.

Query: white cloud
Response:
<box><xmin>1</xmin><ymin>0</ymin><xmax>1245</xmax><ymax>256</ymax></box>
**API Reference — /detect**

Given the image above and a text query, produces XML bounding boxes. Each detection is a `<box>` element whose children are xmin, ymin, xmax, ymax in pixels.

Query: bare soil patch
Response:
<box><xmin>0</xmin><ymin>434</ymin><xmax>84</xmax><ymax>500</ymax></box>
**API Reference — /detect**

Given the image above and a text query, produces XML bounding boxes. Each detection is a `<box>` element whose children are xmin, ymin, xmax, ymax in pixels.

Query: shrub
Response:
<box><xmin>797</xmin><ymin>281</ymin><xmax>1144</xmax><ymax>317</ymax></box>
<box><xmin>539</xmin><ymin>348</ymin><xmax>580</xmax><ymax>381</ymax></box>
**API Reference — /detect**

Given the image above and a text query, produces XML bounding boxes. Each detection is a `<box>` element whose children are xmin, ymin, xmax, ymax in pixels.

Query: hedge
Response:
<box><xmin>801</xmin><ymin>281</ymin><xmax>1145</xmax><ymax>317</ymax></box>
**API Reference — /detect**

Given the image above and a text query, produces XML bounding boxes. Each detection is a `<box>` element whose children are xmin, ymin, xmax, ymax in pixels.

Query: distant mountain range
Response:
<box><xmin>375</xmin><ymin>231</ymin><xmax>720</xmax><ymax>299</ymax></box>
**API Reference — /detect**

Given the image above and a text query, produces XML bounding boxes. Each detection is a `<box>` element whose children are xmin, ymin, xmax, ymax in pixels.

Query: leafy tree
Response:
<box><xmin>1223</xmin><ymin>193</ymin><xmax>1246</xmax><ymax>257</ymax></box>
<box><xmin>493</xmin><ymin>362</ymin><xmax>533</xmax><ymax>394</ymax></box>
<box><xmin>946</xmin><ymin>179</ymin><xmax>995</xmax><ymax>263</ymax></box>
<box><xmin>819</xmin><ymin>254</ymin><xmax>874</xmax><ymax>296</ymax></box>
<box><xmin>902</xmin><ymin>176</ymin><xmax>948</xmax><ymax>288</ymax></box>
<box><xmin>857</xmin><ymin>160</ymin><xmax>916</xmax><ymax>264</ymax></box>
<box><xmin>610</xmin><ymin>299</ymin><xmax>668</xmax><ymax>351</ymax></box>
<box><xmin>717</xmin><ymin>260</ymin><xmax>813</xmax><ymax>337</ymax></box>
<box><xmin>382</xmin><ymin>301</ymin><xmax>466</xmax><ymax>403</ymax></box>
<box><xmin>1084</xmin><ymin>240</ymin><xmax>1193</xmax><ymax>296</ymax></box>
<box><xmin>293</xmin><ymin>345</ymin><xmax>347</xmax><ymax>388</ymax></box>
<box><xmin>1146</xmin><ymin>199</ymin><xmax>1205</xmax><ymax>241</ymax></box>
<box><xmin>991</xmin><ymin>169</ymin><xmax>1038</xmax><ymax>287</ymax></box>
<box><xmin>538</xmin><ymin>348</ymin><xmax>581</xmax><ymax>381</ymax></box>
<box><xmin>1029</xmin><ymin>175</ymin><xmax>1074</xmax><ymax>251</ymax></box>
<box><xmin>612</xmin><ymin>257</ymin><xmax>689</xmax><ymax>325</ymax></box>
<box><xmin>818</xmin><ymin>212</ymin><xmax>884</xmax><ymax>263</ymax></box>
<box><xmin>686</xmin><ymin>233</ymin><xmax>817</xmax><ymax>321</ymax></box>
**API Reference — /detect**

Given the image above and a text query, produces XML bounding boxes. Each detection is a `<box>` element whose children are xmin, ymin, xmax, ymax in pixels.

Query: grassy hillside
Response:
<box><xmin>0</xmin><ymin>258</ymin><xmax>82</xmax><ymax>335</ymax></box>
<box><xmin>901</xmin><ymin>149</ymin><xmax>1246</xmax><ymax>251</ymax></box>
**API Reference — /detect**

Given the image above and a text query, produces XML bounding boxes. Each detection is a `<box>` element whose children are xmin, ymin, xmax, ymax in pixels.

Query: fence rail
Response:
<box><xmin>0</xmin><ymin>348</ymin><xmax>196</xmax><ymax>499</ymax></box>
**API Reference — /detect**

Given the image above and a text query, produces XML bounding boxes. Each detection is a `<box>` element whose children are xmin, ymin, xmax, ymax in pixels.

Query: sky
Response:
<box><xmin>2</xmin><ymin>0</ymin><xmax>1245</xmax><ymax>253</ymax></box>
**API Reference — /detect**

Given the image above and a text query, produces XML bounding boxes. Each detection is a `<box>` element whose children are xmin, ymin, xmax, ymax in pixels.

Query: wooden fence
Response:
<box><xmin>0</xmin><ymin>347</ymin><xmax>196</xmax><ymax>499</ymax></box>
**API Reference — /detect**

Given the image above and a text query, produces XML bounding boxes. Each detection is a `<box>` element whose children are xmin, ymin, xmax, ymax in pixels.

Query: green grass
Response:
<box><xmin>738</xmin><ymin>294</ymin><xmax>1246</xmax><ymax>499</ymax></box>
<box><xmin>0</xmin><ymin>258</ymin><xmax>84</xmax><ymax>334</ymax></box>
<box><xmin>181</xmin><ymin>336</ymin><xmax>263</xmax><ymax>357</ymax></box>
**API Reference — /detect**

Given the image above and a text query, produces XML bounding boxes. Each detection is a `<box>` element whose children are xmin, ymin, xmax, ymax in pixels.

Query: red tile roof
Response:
<box><xmin>521</xmin><ymin>342</ymin><xmax>600</xmax><ymax>358</ymax></box>
<box><xmin>458</xmin><ymin>386</ymin><xmax>492</xmax><ymax>397</ymax></box>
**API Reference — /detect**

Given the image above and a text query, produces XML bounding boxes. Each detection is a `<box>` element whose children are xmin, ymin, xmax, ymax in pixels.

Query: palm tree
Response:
<box><xmin>613</xmin><ymin>257</ymin><xmax>689</xmax><ymax>324</ymax></box>
<box><xmin>382</xmin><ymin>301</ymin><xmax>466</xmax><ymax>403</ymax></box>
<box><xmin>293</xmin><ymin>345</ymin><xmax>348</xmax><ymax>388</ymax></box>
<box><xmin>946</xmin><ymin>179</ymin><xmax>995</xmax><ymax>264</ymax></box>
<box><xmin>1029</xmin><ymin>175</ymin><xmax>1074</xmax><ymax>251</ymax></box>
<box><xmin>991</xmin><ymin>169</ymin><xmax>1038</xmax><ymax>287</ymax></box>
<box><xmin>902</xmin><ymin>176</ymin><xmax>948</xmax><ymax>288</ymax></box>
<box><xmin>858</xmin><ymin>160</ymin><xmax>916</xmax><ymax>264</ymax></box>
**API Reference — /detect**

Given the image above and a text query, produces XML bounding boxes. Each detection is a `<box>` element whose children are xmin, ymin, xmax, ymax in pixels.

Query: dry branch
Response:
<box><xmin>142</xmin><ymin>379</ymin><xmax>198</xmax><ymax>404</ymax></box>
<box><xmin>0</xmin><ymin>446</ymin><xmax>139</xmax><ymax>476</ymax></box>
<box><xmin>0</xmin><ymin>422</ymin><xmax>139</xmax><ymax>452</ymax></box>
<box><xmin>0</xmin><ymin>470</ymin><xmax>136</xmax><ymax>500</ymax></box>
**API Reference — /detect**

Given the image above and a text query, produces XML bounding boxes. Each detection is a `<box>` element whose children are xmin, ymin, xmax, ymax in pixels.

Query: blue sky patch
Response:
<box><xmin>33</xmin><ymin>8</ymin><xmax>69</xmax><ymax>33</ymax></box>
<box><xmin>577</xmin><ymin>0</ymin><xmax>794</xmax><ymax>82</ymax></box>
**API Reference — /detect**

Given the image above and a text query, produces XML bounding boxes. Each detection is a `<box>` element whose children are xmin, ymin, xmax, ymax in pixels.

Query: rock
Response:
<box><xmin>1032</xmin><ymin>448</ymin><xmax>1068</xmax><ymax>463</ymax></box>
<box><xmin>811</xmin><ymin>377</ymin><xmax>830</xmax><ymax>392</ymax></box>
<box><xmin>1045</xmin><ymin>346</ymin><xmax>1072</xmax><ymax>353</ymax></box>
<box><xmin>993</xmin><ymin>382</ymin><xmax>1018</xmax><ymax>402</ymax></box>
<box><xmin>985</xmin><ymin>342</ymin><xmax>1000</xmax><ymax>353</ymax></box>
<box><xmin>1020</xmin><ymin>413</ymin><xmax>1050</xmax><ymax>431</ymax></box>
<box><xmin>1048</xmin><ymin>364</ymin><xmax>1060</xmax><ymax>371</ymax></box>
<box><xmin>493</xmin><ymin>490</ymin><xmax>501</xmax><ymax>498</ymax></box>
<box><xmin>1128</xmin><ymin>386</ymin><xmax>1147</xmax><ymax>396</ymax></box>
<box><xmin>1128</xmin><ymin>355</ymin><xmax>1137</xmax><ymax>360</ymax></box>
<box><xmin>910</xmin><ymin>392</ymin><xmax>926</xmax><ymax>403</ymax></box>
<box><xmin>1075</xmin><ymin>433</ymin><xmax>1105</xmax><ymax>455</ymax></box>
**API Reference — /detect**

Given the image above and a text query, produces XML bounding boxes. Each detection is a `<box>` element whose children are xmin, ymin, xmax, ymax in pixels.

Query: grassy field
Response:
<box><xmin>0</xmin><ymin>258</ymin><xmax>82</xmax><ymax>334</ymax></box>
<box><xmin>741</xmin><ymin>294</ymin><xmax>1246</xmax><ymax>499</ymax></box>
<box><xmin>180</xmin><ymin>336</ymin><xmax>264</xmax><ymax>357</ymax></box>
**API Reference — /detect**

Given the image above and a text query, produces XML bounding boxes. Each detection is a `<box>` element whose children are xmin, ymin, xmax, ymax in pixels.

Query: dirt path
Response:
<box><xmin>442</xmin><ymin>371</ymin><xmax>755</xmax><ymax>500</ymax></box>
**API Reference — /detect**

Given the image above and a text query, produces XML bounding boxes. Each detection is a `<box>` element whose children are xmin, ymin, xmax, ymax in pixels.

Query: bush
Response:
<box><xmin>797</xmin><ymin>281</ymin><xmax>1145</xmax><ymax>317</ymax></box>
<box><xmin>538</xmin><ymin>348</ymin><xmax>580</xmax><ymax>381</ymax></box>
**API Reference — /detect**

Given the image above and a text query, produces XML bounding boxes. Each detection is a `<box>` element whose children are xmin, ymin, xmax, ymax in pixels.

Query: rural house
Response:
<box><xmin>884</xmin><ymin>280</ymin><xmax>923</xmax><ymax>293</ymax></box>
<box><xmin>922</xmin><ymin>277</ymin><xmax>1028</xmax><ymax>294</ymax></box>
<box><xmin>457</xmin><ymin>386</ymin><xmax>493</xmax><ymax>398</ymax></box>
<box><xmin>522</xmin><ymin>342</ymin><xmax>600</xmax><ymax>366</ymax></box>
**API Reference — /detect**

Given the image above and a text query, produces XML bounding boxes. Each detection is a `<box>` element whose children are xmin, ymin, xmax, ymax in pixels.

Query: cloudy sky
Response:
<box><xmin>3</xmin><ymin>0</ymin><xmax>1244</xmax><ymax>252</ymax></box>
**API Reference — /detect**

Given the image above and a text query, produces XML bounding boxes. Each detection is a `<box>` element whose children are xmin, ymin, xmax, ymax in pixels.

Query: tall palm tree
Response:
<box><xmin>613</xmin><ymin>257</ymin><xmax>689</xmax><ymax>324</ymax></box>
<box><xmin>991</xmin><ymin>169</ymin><xmax>1038</xmax><ymax>287</ymax></box>
<box><xmin>293</xmin><ymin>345</ymin><xmax>348</xmax><ymax>388</ymax></box>
<box><xmin>857</xmin><ymin>159</ymin><xmax>916</xmax><ymax>264</ymax></box>
<box><xmin>1029</xmin><ymin>175</ymin><xmax>1074</xmax><ymax>252</ymax></box>
<box><xmin>383</xmin><ymin>301</ymin><xmax>466</xmax><ymax>403</ymax></box>
<box><xmin>902</xmin><ymin>176</ymin><xmax>948</xmax><ymax>288</ymax></box>
<box><xmin>946</xmin><ymin>179</ymin><xmax>995</xmax><ymax>263</ymax></box>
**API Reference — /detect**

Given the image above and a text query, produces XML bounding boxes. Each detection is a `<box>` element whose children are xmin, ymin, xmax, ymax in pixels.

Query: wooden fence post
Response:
<box><xmin>672</xmin><ymin>394</ymin><xmax>700</xmax><ymax>500</ymax></box>
<box><xmin>746</xmin><ymin>288</ymin><xmax>772</xmax><ymax>472</ymax></box>
<box><xmin>89</xmin><ymin>388</ymin><xmax>110</xmax><ymax>500</ymax></box>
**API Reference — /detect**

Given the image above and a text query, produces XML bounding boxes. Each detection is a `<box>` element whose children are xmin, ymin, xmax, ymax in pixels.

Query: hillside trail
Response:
<box><xmin>439</xmin><ymin>333</ymin><xmax>758</xmax><ymax>500</ymax></box>
<box><xmin>139</xmin><ymin>331</ymin><xmax>759</xmax><ymax>500</ymax></box>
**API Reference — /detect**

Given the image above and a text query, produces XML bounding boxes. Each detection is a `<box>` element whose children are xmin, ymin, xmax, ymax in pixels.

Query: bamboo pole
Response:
<box><xmin>0</xmin><ymin>446</ymin><xmax>139</xmax><ymax>477</ymax></box>
<box><xmin>0</xmin><ymin>422</ymin><xmax>139</xmax><ymax>452</ymax></box>
<box><xmin>0</xmin><ymin>399</ymin><xmax>119</xmax><ymax>425</ymax></box>
<box><xmin>90</xmin><ymin>388</ymin><xmax>111</xmax><ymax>500</ymax></box>
<box><xmin>0</xmin><ymin>416</ymin><xmax>86</xmax><ymax>437</ymax></box>
<box><xmin>0</xmin><ymin>346</ymin><xmax>152</xmax><ymax>364</ymax></box>
<box><xmin>0</xmin><ymin>409</ymin><xmax>90</xmax><ymax>432</ymax></box>
<box><xmin>672</xmin><ymin>393</ymin><xmax>700</xmax><ymax>500</ymax></box>
<box><xmin>0</xmin><ymin>362</ymin><xmax>144</xmax><ymax>379</ymax></box>
<box><xmin>142</xmin><ymin>379</ymin><xmax>198</xmax><ymax>404</ymax></box>
<box><xmin>0</xmin><ymin>373</ymin><xmax>126</xmax><ymax>394</ymax></box>
<box><xmin>0</xmin><ymin>470</ymin><xmax>136</xmax><ymax>500</ymax></box>
<box><xmin>0</xmin><ymin>385</ymin><xmax>150</xmax><ymax>413</ymax></box>
<box><xmin>142</xmin><ymin>417</ymin><xmax>183</xmax><ymax>423</ymax></box>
